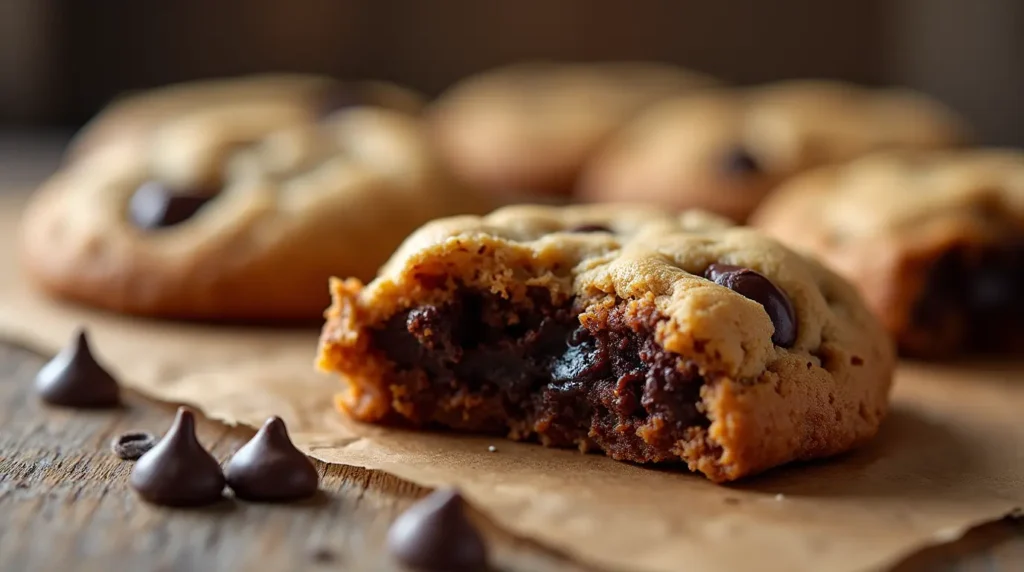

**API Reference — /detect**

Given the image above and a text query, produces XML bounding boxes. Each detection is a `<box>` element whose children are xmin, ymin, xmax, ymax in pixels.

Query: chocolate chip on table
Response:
<box><xmin>567</xmin><ymin>224</ymin><xmax>612</xmax><ymax>233</ymax></box>
<box><xmin>720</xmin><ymin>147</ymin><xmax>761</xmax><ymax>177</ymax></box>
<box><xmin>386</xmin><ymin>488</ymin><xmax>489</xmax><ymax>572</ymax></box>
<box><xmin>704</xmin><ymin>263</ymin><xmax>797</xmax><ymax>347</ymax></box>
<box><xmin>225</xmin><ymin>416</ymin><xmax>319</xmax><ymax>502</ymax></box>
<box><xmin>128</xmin><ymin>181</ymin><xmax>216</xmax><ymax>229</ymax></box>
<box><xmin>129</xmin><ymin>407</ymin><xmax>226</xmax><ymax>507</ymax></box>
<box><xmin>111</xmin><ymin>431</ymin><xmax>158</xmax><ymax>460</ymax></box>
<box><xmin>35</xmin><ymin>329</ymin><xmax>120</xmax><ymax>408</ymax></box>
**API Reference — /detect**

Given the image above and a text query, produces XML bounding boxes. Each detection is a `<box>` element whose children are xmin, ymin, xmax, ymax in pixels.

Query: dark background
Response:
<box><xmin>0</xmin><ymin>0</ymin><xmax>1021</xmax><ymax>145</ymax></box>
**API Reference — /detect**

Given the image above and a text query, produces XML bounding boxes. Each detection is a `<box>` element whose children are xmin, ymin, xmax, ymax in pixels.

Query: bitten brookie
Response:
<box><xmin>317</xmin><ymin>204</ymin><xmax>895</xmax><ymax>482</ymax></box>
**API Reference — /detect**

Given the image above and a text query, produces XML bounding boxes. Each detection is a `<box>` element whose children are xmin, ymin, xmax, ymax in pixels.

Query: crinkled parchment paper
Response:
<box><xmin>1</xmin><ymin>193</ymin><xmax>1021</xmax><ymax>572</ymax></box>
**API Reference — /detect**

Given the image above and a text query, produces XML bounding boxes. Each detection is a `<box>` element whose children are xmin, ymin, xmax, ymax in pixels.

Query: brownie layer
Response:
<box><xmin>907</xmin><ymin>242</ymin><xmax>1024</xmax><ymax>357</ymax></box>
<box><xmin>370</xmin><ymin>287</ymin><xmax>710</xmax><ymax>463</ymax></box>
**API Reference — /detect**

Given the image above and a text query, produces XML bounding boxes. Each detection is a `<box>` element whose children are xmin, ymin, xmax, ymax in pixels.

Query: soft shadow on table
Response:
<box><xmin>732</xmin><ymin>404</ymin><xmax>979</xmax><ymax>499</ymax></box>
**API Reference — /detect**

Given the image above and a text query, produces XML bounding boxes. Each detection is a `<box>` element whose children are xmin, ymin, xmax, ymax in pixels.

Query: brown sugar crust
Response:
<box><xmin>20</xmin><ymin>104</ymin><xmax>492</xmax><ymax>321</ymax></box>
<box><xmin>578</xmin><ymin>80</ymin><xmax>968</xmax><ymax>222</ymax></box>
<box><xmin>752</xmin><ymin>149</ymin><xmax>1024</xmax><ymax>358</ymax></box>
<box><xmin>428</xmin><ymin>62</ymin><xmax>719</xmax><ymax>198</ymax></box>
<box><xmin>317</xmin><ymin>204</ymin><xmax>895</xmax><ymax>482</ymax></box>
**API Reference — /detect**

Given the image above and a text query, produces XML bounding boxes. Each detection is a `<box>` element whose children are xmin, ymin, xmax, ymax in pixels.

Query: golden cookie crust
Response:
<box><xmin>428</xmin><ymin>62</ymin><xmax>719</xmax><ymax>197</ymax></box>
<box><xmin>20</xmin><ymin>102</ymin><xmax>492</xmax><ymax>320</ymax></box>
<box><xmin>578</xmin><ymin>80</ymin><xmax>968</xmax><ymax>222</ymax></box>
<box><xmin>318</xmin><ymin>204</ymin><xmax>895</xmax><ymax>482</ymax></box>
<box><xmin>752</xmin><ymin>148</ymin><xmax>1024</xmax><ymax>357</ymax></box>
<box><xmin>65</xmin><ymin>74</ymin><xmax>425</xmax><ymax>165</ymax></box>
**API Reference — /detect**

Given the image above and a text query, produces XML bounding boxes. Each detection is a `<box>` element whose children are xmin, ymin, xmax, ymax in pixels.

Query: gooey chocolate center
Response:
<box><xmin>910</xmin><ymin>243</ymin><xmax>1024</xmax><ymax>355</ymax></box>
<box><xmin>370</xmin><ymin>286</ymin><xmax>709</xmax><ymax>462</ymax></box>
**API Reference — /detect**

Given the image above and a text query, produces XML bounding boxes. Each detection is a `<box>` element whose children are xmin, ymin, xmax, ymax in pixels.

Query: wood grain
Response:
<box><xmin>0</xmin><ymin>342</ymin><xmax>585</xmax><ymax>572</ymax></box>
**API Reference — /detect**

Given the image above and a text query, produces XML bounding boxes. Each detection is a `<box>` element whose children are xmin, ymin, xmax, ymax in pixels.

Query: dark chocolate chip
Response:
<box><xmin>567</xmin><ymin>224</ymin><xmax>612</xmax><ymax>233</ymax></box>
<box><xmin>386</xmin><ymin>488</ymin><xmax>489</xmax><ymax>572</ymax></box>
<box><xmin>111</xmin><ymin>431</ymin><xmax>157</xmax><ymax>461</ymax></box>
<box><xmin>721</xmin><ymin>147</ymin><xmax>761</xmax><ymax>177</ymax></box>
<box><xmin>704</xmin><ymin>263</ymin><xmax>797</xmax><ymax>347</ymax></box>
<box><xmin>129</xmin><ymin>407</ymin><xmax>226</xmax><ymax>507</ymax></box>
<box><xmin>35</xmin><ymin>329</ymin><xmax>120</xmax><ymax>408</ymax></box>
<box><xmin>225</xmin><ymin>416</ymin><xmax>319</xmax><ymax>502</ymax></box>
<box><xmin>128</xmin><ymin>181</ymin><xmax>215</xmax><ymax>229</ymax></box>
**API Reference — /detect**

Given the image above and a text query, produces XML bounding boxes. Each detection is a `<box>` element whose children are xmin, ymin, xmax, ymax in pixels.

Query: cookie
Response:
<box><xmin>751</xmin><ymin>149</ymin><xmax>1024</xmax><ymax>359</ymax></box>
<box><xmin>429</xmin><ymin>62</ymin><xmax>719</xmax><ymax>198</ymax></box>
<box><xmin>316</xmin><ymin>204</ymin><xmax>894</xmax><ymax>482</ymax></box>
<box><xmin>20</xmin><ymin>101</ymin><xmax>491</xmax><ymax>321</ymax></box>
<box><xmin>578</xmin><ymin>80</ymin><xmax>968</xmax><ymax>222</ymax></box>
<box><xmin>65</xmin><ymin>74</ymin><xmax>425</xmax><ymax>165</ymax></box>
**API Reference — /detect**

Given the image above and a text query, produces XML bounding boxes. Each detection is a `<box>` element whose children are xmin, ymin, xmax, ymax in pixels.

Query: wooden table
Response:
<box><xmin>1</xmin><ymin>134</ymin><xmax>1022</xmax><ymax>571</ymax></box>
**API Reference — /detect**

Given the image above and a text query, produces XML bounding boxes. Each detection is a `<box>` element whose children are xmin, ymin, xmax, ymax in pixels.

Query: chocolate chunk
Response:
<box><xmin>35</xmin><ymin>329</ymin><xmax>120</xmax><ymax>408</ymax></box>
<box><xmin>111</xmin><ymin>431</ymin><xmax>157</xmax><ymax>460</ymax></box>
<box><xmin>721</xmin><ymin>147</ymin><xmax>761</xmax><ymax>176</ymax></box>
<box><xmin>128</xmin><ymin>181</ymin><xmax>215</xmax><ymax>229</ymax></box>
<box><xmin>225</xmin><ymin>416</ymin><xmax>319</xmax><ymax>502</ymax></box>
<box><xmin>704</xmin><ymin>263</ymin><xmax>797</xmax><ymax>347</ymax></box>
<box><xmin>386</xmin><ymin>488</ymin><xmax>489</xmax><ymax>571</ymax></box>
<box><xmin>567</xmin><ymin>224</ymin><xmax>612</xmax><ymax>233</ymax></box>
<box><xmin>129</xmin><ymin>407</ymin><xmax>226</xmax><ymax>507</ymax></box>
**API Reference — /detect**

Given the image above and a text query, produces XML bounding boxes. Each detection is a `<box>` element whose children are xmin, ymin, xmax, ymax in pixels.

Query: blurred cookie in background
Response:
<box><xmin>20</xmin><ymin>83</ymin><xmax>489</xmax><ymax>321</ymax></box>
<box><xmin>751</xmin><ymin>149</ymin><xmax>1024</xmax><ymax>358</ymax></box>
<box><xmin>578</xmin><ymin>81</ymin><xmax>969</xmax><ymax>222</ymax></box>
<box><xmin>64</xmin><ymin>74</ymin><xmax>425</xmax><ymax>165</ymax></box>
<box><xmin>428</xmin><ymin>61</ymin><xmax>720</xmax><ymax>200</ymax></box>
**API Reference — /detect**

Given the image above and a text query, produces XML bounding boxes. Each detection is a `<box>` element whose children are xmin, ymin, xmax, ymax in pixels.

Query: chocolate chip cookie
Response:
<box><xmin>317</xmin><ymin>204</ymin><xmax>895</xmax><ymax>482</ymax></box>
<box><xmin>66</xmin><ymin>74</ymin><xmax>424</xmax><ymax>164</ymax></box>
<box><xmin>429</xmin><ymin>62</ymin><xmax>719</xmax><ymax>199</ymax></box>
<box><xmin>752</xmin><ymin>149</ymin><xmax>1024</xmax><ymax>359</ymax></box>
<box><xmin>578</xmin><ymin>81</ymin><xmax>968</xmax><ymax>221</ymax></box>
<box><xmin>20</xmin><ymin>99</ymin><xmax>490</xmax><ymax>320</ymax></box>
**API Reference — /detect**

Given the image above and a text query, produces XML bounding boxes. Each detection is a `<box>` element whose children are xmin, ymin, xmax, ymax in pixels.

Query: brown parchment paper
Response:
<box><xmin>1</xmin><ymin>192</ymin><xmax>1022</xmax><ymax>572</ymax></box>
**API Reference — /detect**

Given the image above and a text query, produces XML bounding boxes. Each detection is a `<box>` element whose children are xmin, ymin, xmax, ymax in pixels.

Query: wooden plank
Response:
<box><xmin>0</xmin><ymin>342</ymin><xmax>584</xmax><ymax>572</ymax></box>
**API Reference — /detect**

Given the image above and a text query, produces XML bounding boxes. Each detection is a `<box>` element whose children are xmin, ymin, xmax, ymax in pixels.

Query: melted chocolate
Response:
<box><xmin>371</xmin><ymin>287</ymin><xmax>709</xmax><ymax>461</ymax></box>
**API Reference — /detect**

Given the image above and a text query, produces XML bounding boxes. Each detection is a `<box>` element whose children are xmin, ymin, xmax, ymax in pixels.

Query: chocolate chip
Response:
<box><xmin>721</xmin><ymin>147</ymin><xmax>761</xmax><ymax>177</ymax></box>
<box><xmin>704</xmin><ymin>263</ymin><xmax>797</xmax><ymax>347</ymax></box>
<box><xmin>386</xmin><ymin>488</ymin><xmax>489</xmax><ymax>571</ymax></box>
<box><xmin>35</xmin><ymin>329</ymin><xmax>120</xmax><ymax>408</ymax></box>
<box><xmin>567</xmin><ymin>224</ymin><xmax>612</xmax><ymax>233</ymax></box>
<box><xmin>128</xmin><ymin>181</ymin><xmax>215</xmax><ymax>229</ymax></box>
<box><xmin>111</xmin><ymin>431</ymin><xmax>157</xmax><ymax>460</ymax></box>
<box><xmin>225</xmin><ymin>416</ymin><xmax>319</xmax><ymax>502</ymax></box>
<box><xmin>129</xmin><ymin>407</ymin><xmax>226</xmax><ymax>507</ymax></box>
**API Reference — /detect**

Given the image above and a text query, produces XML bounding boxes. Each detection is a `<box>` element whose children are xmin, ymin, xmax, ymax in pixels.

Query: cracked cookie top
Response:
<box><xmin>323</xmin><ymin>203</ymin><xmax>892</xmax><ymax>383</ymax></box>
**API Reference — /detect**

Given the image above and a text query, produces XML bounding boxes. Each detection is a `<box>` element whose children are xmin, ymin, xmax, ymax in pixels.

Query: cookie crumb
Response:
<box><xmin>775</xmin><ymin>493</ymin><xmax>785</xmax><ymax>501</ymax></box>
<box><xmin>487</xmin><ymin>445</ymin><xmax>497</xmax><ymax>453</ymax></box>
<box><xmin>111</xmin><ymin>431</ymin><xmax>157</xmax><ymax>460</ymax></box>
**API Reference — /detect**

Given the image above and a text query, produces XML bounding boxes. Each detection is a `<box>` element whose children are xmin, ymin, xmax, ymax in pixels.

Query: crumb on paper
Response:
<box><xmin>488</xmin><ymin>445</ymin><xmax>497</xmax><ymax>453</ymax></box>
